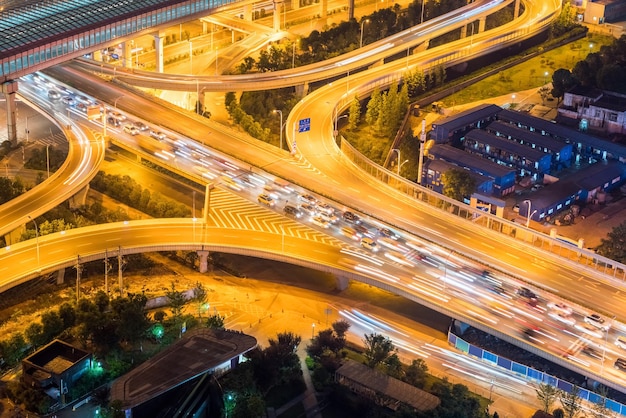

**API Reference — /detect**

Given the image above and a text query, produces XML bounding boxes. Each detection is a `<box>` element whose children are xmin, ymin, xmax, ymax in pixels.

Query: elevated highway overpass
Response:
<box><xmin>8</xmin><ymin>0</ymin><xmax>626</xmax><ymax>406</ymax></box>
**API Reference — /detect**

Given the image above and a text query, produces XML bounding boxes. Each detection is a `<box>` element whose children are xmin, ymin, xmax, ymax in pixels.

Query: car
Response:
<box><xmin>584</xmin><ymin>313</ymin><xmax>611</xmax><ymax>331</ymax></box>
<box><xmin>517</xmin><ymin>287</ymin><xmax>537</xmax><ymax>301</ymax></box>
<box><xmin>576</xmin><ymin>323</ymin><xmax>604</xmax><ymax>339</ymax></box>
<box><xmin>299</xmin><ymin>204</ymin><xmax>317</xmax><ymax>217</ymax></box>
<box><xmin>48</xmin><ymin>90</ymin><xmax>61</xmax><ymax>101</ymax></box>
<box><xmin>311</xmin><ymin>216</ymin><xmax>330</xmax><ymax>229</ymax></box>
<box><xmin>257</xmin><ymin>193</ymin><xmax>274</xmax><ymax>207</ymax></box>
<box><xmin>377</xmin><ymin>227</ymin><xmax>400</xmax><ymax>240</ymax></box>
<box><xmin>74</xmin><ymin>94</ymin><xmax>92</xmax><ymax>105</ymax></box>
<box><xmin>108</xmin><ymin>110</ymin><xmax>127</xmax><ymax>121</ymax></box>
<box><xmin>343</xmin><ymin>211</ymin><xmax>361</xmax><ymax>224</ymax></box>
<box><xmin>581</xmin><ymin>345</ymin><xmax>603</xmax><ymax>360</ymax></box>
<box><xmin>316</xmin><ymin>203</ymin><xmax>335</xmax><ymax>216</ymax></box>
<box><xmin>341</xmin><ymin>227</ymin><xmax>360</xmax><ymax>241</ymax></box>
<box><xmin>283</xmin><ymin>205</ymin><xmax>302</xmax><ymax>219</ymax></box>
<box><xmin>360</xmin><ymin>237</ymin><xmax>379</xmax><ymax>252</ymax></box>
<box><xmin>298</xmin><ymin>194</ymin><xmax>317</xmax><ymax>205</ymax></box>
<box><xmin>548</xmin><ymin>311</ymin><xmax>576</xmax><ymax>327</ymax></box>
<box><xmin>512</xmin><ymin>204</ymin><xmax>520</xmax><ymax>213</ymax></box>
<box><xmin>616</xmin><ymin>336</ymin><xmax>626</xmax><ymax>350</ymax></box>
<box><xmin>547</xmin><ymin>302</ymin><xmax>573</xmax><ymax>316</ymax></box>
<box><xmin>133</xmin><ymin>121</ymin><xmax>149</xmax><ymax>131</ymax></box>
<box><xmin>75</xmin><ymin>102</ymin><xmax>88</xmax><ymax>113</ymax></box>
<box><xmin>61</xmin><ymin>95</ymin><xmax>76</xmax><ymax>106</ymax></box>
<box><xmin>123</xmin><ymin>124</ymin><xmax>139</xmax><ymax>136</ymax></box>
<box><xmin>107</xmin><ymin>116</ymin><xmax>121</xmax><ymax>127</ymax></box>
<box><xmin>615</xmin><ymin>358</ymin><xmax>626</xmax><ymax>372</ymax></box>
<box><xmin>320</xmin><ymin>211</ymin><xmax>339</xmax><ymax>224</ymax></box>
<box><xmin>354</xmin><ymin>224</ymin><xmax>372</xmax><ymax>238</ymax></box>
<box><xmin>150</xmin><ymin>130</ymin><xmax>167</xmax><ymax>141</ymax></box>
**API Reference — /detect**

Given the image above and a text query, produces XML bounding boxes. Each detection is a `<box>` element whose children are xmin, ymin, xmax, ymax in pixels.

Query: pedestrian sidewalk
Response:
<box><xmin>273</xmin><ymin>348</ymin><xmax>322</xmax><ymax>418</ymax></box>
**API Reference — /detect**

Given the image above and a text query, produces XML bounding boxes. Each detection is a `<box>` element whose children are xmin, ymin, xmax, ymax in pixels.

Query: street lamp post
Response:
<box><xmin>335</xmin><ymin>114</ymin><xmax>348</xmax><ymax>137</ymax></box>
<box><xmin>360</xmin><ymin>19</ymin><xmax>369</xmax><ymax>49</ymax></box>
<box><xmin>114</xmin><ymin>95</ymin><xmax>124</xmax><ymax>109</ymax></box>
<box><xmin>399</xmin><ymin>159</ymin><xmax>409</xmax><ymax>175</ymax></box>
<box><xmin>28</xmin><ymin>216</ymin><xmax>40</xmax><ymax>268</ymax></box>
<box><xmin>420</xmin><ymin>0</ymin><xmax>426</xmax><ymax>23</ymax></box>
<box><xmin>391</xmin><ymin>148</ymin><xmax>401</xmax><ymax>175</ymax></box>
<box><xmin>292</xmin><ymin>41</ymin><xmax>297</xmax><ymax>69</ymax></box>
<box><xmin>215</xmin><ymin>48</ymin><xmax>219</xmax><ymax>76</ymax></box>
<box><xmin>544</xmin><ymin>71</ymin><xmax>549</xmax><ymax>84</ymax></box>
<box><xmin>273</xmin><ymin>109</ymin><xmax>283</xmax><ymax>150</ymax></box>
<box><xmin>511</xmin><ymin>94</ymin><xmax>516</xmax><ymax>105</ymax></box>
<box><xmin>46</xmin><ymin>145</ymin><xmax>50</xmax><ymax>178</ymax></box>
<box><xmin>524</xmin><ymin>199</ymin><xmax>532</xmax><ymax>227</ymax></box>
<box><xmin>205</xmin><ymin>182</ymin><xmax>215</xmax><ymax>219</ymax></box>
<box><xmin>311</xmin><ymin>323</ymin><xmax>315</xmax><ymax>339</ymax></box>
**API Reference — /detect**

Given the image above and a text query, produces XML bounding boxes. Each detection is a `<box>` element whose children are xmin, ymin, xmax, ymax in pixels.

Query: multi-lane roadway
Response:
<box><xmin>10</xmin><ymin>0</ymin><xmax>626</xmax><ymax>398</ymax></box>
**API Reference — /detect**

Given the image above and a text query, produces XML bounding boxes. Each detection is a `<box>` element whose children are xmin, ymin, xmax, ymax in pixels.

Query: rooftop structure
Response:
<box><xmin>111</xmin><ymin>328</ymin><xmax>257</xmax><ymax>412</ymax></box>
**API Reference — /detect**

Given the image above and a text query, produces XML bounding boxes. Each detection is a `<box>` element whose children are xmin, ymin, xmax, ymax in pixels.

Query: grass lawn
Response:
<box><xmin>442</xmin><ymin>32</ymin><xmax>615</xmax><ymax>107</ymax></box>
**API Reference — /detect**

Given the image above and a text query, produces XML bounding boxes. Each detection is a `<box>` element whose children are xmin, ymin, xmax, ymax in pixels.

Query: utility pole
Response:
<box><xmin>104</xmin><ymin>249</ymin><xmax>112</xmax><ymax>294</ymax></box>
<box><xmin>118</xmin><ymin>247</ymin><xmax>126</xmax><ymax>297</ymax></box>
<box><xmin>417</xmin><ymin>119</ymin><xmax>426</xmax><ymax>184</ymax></box>
<box><xmin>75</xmin><ymin>255</ymin><xmax>82</xmax><ymax>303</ymax></box>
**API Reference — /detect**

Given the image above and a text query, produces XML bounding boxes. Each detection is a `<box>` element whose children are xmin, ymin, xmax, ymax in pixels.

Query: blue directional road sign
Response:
<box><xmin>298</xmin><ymin>118</ymin><xmax>311</xmax><ymax>133</ymax></box>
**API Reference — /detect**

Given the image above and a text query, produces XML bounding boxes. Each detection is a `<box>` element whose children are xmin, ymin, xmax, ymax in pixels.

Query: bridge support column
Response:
<box><xmin>514</xmin><ymin>0</ymin><xmax>521</xmax><ymax>18</ymax></box>
<box><xmin>197</xmin><ymin>250</ymin><xmax>210</xmax><ymax>273</ymax></box>
<box><xmin>242</xmin><ymin>4</ymin><xmax>252</xmax><ymax>21</ymax></box>
<box><xmin>295</xmin><ymin>82</ymin><xmax>309</xmax><ymax>97</ymax></box>
<box><xmin>460</xmin><ymin>25</ymin><xmax>467</xmax><ymax>38</ymax></box>
<box><xmin>335</xmin><ymin>275</ymin><xmax>349</xmax><ymax>291</ymax></box>
<box><xmin>202</xmin><ymin>21</ymin><xmax>208</xmax><ymax>34</ymax></box>
<box><xmin>57</xmin><ymin>268</ymin><xmax>65</xmax><ymax>285</ymax></box>
<box><xmin>273</xmin><ymin>0</ymin><xmax>281</xmax><ymax>31</ymax></box>
<box><xmin>122</xmin><ymin>41</ymin><xmax>132</xmax><ymax>68</ymax></box>
<box><xmin>4</xmin><ymin>223</ymin><xmax>25</xmax><ymax>246</ymax></box>
<box><xmin>290</xmin><ymin>0</ymin><xmax>299</xmax><ymax>11</ymax></box>
<box><xmin>348</xmin><ymin>0</ymin><xmax>354</xmax><ymax>20</ymax></box>
<box><xmin>93</xmin><ymin>50</ymin><xmax>103</xmax><ymax>62</ymax></box>
<box><xmin>478</xmin><ymin>17</ymin><xmax>486</xmax><ymax>34</ymax></box>
<box><xmin>2</xmin><ymin>80</ymin><xmax>18</xmax><ymax>145</ymax></box>
<box><xmin>320</xmin><ymin>0</ymin><xmax>327</xmax><ymax>19</ymax></box>
<box><xmin>69</xmin><ymin>185</ymin><xmax>89</xmax><ymax>209</ymax></box>
<box><xmin>153</xmin><ymin>31</ymin><xmax>165</xmax><ymax>73</ymax></box>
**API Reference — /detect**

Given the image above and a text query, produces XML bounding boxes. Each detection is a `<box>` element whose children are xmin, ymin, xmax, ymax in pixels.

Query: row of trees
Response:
<box><xmin>534</xmin><ymin>382</ymin><xmax>615</xmax><ymax>418</ymax></box>
<box><xmin>551</xmin><ymin>35</ymin><xmax>626</xmax><ymax>100</ymax></box>
<box><xmin>90</xmin><ymin>171</ymin><xmax>190</xmax><ymax>218</ymax></box>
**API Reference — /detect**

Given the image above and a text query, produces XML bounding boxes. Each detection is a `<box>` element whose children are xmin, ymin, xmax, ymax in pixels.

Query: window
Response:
<box><xmin>608</xmin><ymin>113</ymin><xmax>618</xmax><ymax>122</ymax></box>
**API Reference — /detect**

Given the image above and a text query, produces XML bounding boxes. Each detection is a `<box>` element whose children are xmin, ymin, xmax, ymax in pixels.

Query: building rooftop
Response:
<box><xmin>22</xmin><ymin>339</ymin><xmax>90</xmax><ymax>375</ymax></box>
<box><xmin>424</xmin><ymin>158</ymin><xmax>492</xmax><ymax>185</ymax></box>
<box><xmin>487</xmin><ymin>121</ymin><xmax>568</xmax><ymax>153</ymax></box>
<box><xmin>429</xmin><ymin>144</ymin><xmax>516</xmax><ymax>178</ymax></box>
<box><xmin>464</xmin><ymin>129</ymin><xmax>547</xmax><ymax>161</ymax></box>
<box><xmin>336</xmin><ymin>360</ymin><xmax>440</xmax><ymax>412</ymax></box>
<box><xmin>111</xmin><ymin>328</ymin><xmax>257</xmax><ymax>409</ymax></box>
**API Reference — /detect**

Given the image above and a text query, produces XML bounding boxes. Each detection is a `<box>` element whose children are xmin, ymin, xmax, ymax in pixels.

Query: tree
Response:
<box><xmin>589</xmin><ymin>385</ymin><xmax>614</xmax><ymax>418</ymax></box>
<box><xmin>58</xmin><ymin>302</ymin><xmax>76</xmax><ymax>328</ymax></box>
<box><xmin>441</xmin><ymin>168</ymin><xmax>476</xmax><ymax>201</ymax></box>
<box><xmin>206</xmin><ymin>314</ymin><xmax>225</xmax><ymax>329</ymax></box>
<box><xmin>559</xmin><ymin>386</ymin><xmax>582</xmax><ymax>418</ymax></box>
<box><xmin>348</xmin><ymin>95</ymin><xmax>361</xmax><ymax>130</ymax></box>
<box><xmin>551</xmin><ymin>69</ymin><xmax>577</xmax><ymax>103</ymax></box>
<box><xmin>405</xmin><ymin>358</ymin><xmax>428</xmax><ymax>387</ymax></box>
<box><xmin>192</xmin><ymin>282</ymin><xmax>208</xmax><ymax>317</ymax></box>
<box><xmin>385</xmin><ymin>353</ymin><xmax>403</xmax><ymax>378</ymax></box>
<box><xmin>596</xmin><ymin>220</ymin><xmax>626</xmax><ymax>263</ymax></box>
<box><xmin>41</xmin><ymin>311</ymin><xmax>64</xmax><ymax>342</ymax></box>
<box><xmin>166</xmin><ymin>282</ymin><xmax>187</xmax><ymax>319</ymax></box>
<box><xmin>538</xmin><ymin>86</ymin><xmax>551</xmax><ymax>105</ymax></box>
<box><xmin>25</xmin><ymin>322</ymin><xmax>45</xmax><ymax>348</ymax></box>
<box><xmin>332</xmin><ymin>320</ymin><xmax>350</xmax><ymax>340</ymax></box>
<box><xmin>111</xmin><ymin>293</ymin><xmax>149</xmax><ymax>346</ymax></box>
<box><xmin>536</xmin><ymin>383</ymin><xmax>558</xmax><ymax>413</ymax></box>
<box><xmin>365</xmin><ymin>87</ymin><xmax>382</xmax><ymax>126</ymax></box>
<box><xmin>363</xmin><ymin>333</ymin><xmax>395</xmax><ymax>368</ymax></box>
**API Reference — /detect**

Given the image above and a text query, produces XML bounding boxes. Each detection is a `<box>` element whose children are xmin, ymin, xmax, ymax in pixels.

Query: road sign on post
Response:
<box><xmin>298</xmin><ymin>118</ymin><xmax>310</xmax><ymax>133</ymax></box>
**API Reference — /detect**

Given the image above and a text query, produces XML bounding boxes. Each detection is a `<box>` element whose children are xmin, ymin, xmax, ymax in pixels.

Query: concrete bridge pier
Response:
<box><xmin>335</xmin><ymin>275</ymin><xmax>349</xmax><ymax>291</ymax></box>
<box><xmin>320</xmin><ymin>0</ymin><xmax>328</xmax><ymax>20</ymax></box>
<box><xmin>2</xmin><ymin>80</ymin><xmax>18</xmax><ymax>145</ymax></box>
<box><xmin>197</xmin><ymin>250</ymin><xmax>210</xmax><ymax>273</ymax></box>
<box><xmin>69</xmin><ymin>185</ymin><xmax>90</xmax><ymax>209</ymax></box>
<box><xmin>295</xmin><ymin>82</ymin><xmax>309</xmax><ymax>97</ymax></box>
<box><xmin>478</xmin><ymin>17</ymin><xmax>486</xmax><ymax>33</ymax></box>
<box><xmin>153</xmin><ymin>31</ymin><xmax>166</xmax><ymax>73</ymax></box>
<box><xmin>273</xmin><ymin>0</ymin><xmax>281</xmax><ymax>31</ymax></box>
<box><xmin>122</xmin><ymin>41</ymin><xmax>132</xmax><ymax>68</ymax></box>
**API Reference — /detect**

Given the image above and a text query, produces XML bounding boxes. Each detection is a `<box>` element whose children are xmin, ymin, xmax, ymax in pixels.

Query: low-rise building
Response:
<box><xmin>559</xmin><ymin>85</ymin><xmax>626</xmax><ymax>136</ymax></box>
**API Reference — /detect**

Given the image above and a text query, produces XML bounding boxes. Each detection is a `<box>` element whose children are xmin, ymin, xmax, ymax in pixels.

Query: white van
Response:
<box><xmin>360</xmin><ymin>237</ymin><xmax>378</xmax><ymax>252</ymax></box>
<box><xmin>123</xmin><ymin>124</ymin><xmax>139</xmax><ymax>136</ymax></box>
